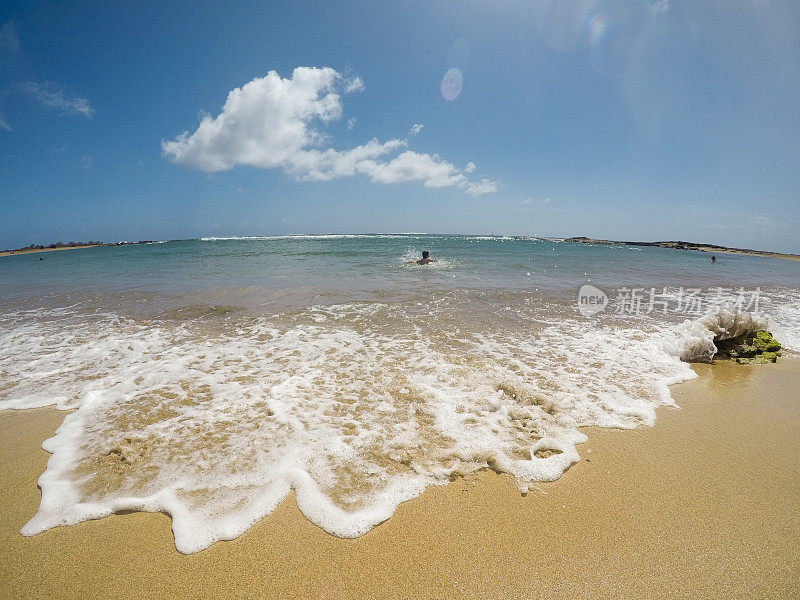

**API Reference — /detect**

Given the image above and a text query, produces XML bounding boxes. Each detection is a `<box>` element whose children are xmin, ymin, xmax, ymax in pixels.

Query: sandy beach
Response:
<box><xmin>0</xmin><ymin>245</ymin><xmax>101</xmax><ymax>258</ymax></box>
<box><xmin>692</xmin><ymin>246</ymin><xmax>800</xmax><ymax>262</ymax></box>
<box><xmin>565</xmin><ymin>237</ymin><xmax>800</xmax><ymax>263</ymax></box>
<box><xmin>1</xmin><ymin>357</ymin><xmax>797</xmax><ymax>600</ymax></box>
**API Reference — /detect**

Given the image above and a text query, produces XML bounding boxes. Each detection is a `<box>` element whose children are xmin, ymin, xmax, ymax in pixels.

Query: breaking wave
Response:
<box><xmin>0</xmin><ymin>296</ymin><xmax>791</xmax><ymax>553</ymax></box>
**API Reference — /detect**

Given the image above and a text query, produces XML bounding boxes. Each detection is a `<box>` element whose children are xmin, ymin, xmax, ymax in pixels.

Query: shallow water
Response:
<box><xmin>1</xmin><ymin>235</ymin><xmax>798</xmax><ymax>552</ymax></box>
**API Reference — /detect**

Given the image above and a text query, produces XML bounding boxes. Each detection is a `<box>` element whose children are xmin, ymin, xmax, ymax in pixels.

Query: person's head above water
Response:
<box><xmin>422</xmin><ymin>250</ymin><xmax>430</xmax><ymax>259</ymax></box>
<box><xmin>415</xmin><ymin>250</ymin><xmax>436</xmax><ymax>265</ymax></box>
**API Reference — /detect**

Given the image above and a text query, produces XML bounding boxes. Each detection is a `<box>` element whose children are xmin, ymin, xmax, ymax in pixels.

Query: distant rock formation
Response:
<box><xmin>564</xmin><ymin>237</ymin><xmax>800</xmax><ymax>262</ymax></box>
<box><xmin>4</xmin><ymin>240</ymin><xmax>158</xmax><ymax>253</ymax></box>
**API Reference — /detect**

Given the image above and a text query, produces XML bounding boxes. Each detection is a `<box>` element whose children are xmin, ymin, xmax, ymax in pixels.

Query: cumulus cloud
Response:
<box><xmin>162</xmin><ymin>67</ymin><xmax>496</xmax><ymax>195</ymax></box>
<box><xmin>21</xmin><ymin>82</ymin><xmax>94</xmax><ymax>118</ymax></box>
<box><xmin>409</xmin><ymin>123</ymin><xmax>424</xmax><ymax>136</ymax></box>
<box><xmin>463</xmin><ymin>178</ymin><xmax>499</xmax><ymax>196</ymax></box>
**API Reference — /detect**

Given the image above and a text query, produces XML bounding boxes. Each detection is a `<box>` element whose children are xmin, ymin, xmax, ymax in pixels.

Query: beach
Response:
<box><xmin>2</xmin><ymin>357</ymin><xmax>797</xmax><ymax>600</ymax></box>
<box><xmin>0</xmin><ymin>245</ymin><xmax>102</xmax><ymax>258</ymax></box>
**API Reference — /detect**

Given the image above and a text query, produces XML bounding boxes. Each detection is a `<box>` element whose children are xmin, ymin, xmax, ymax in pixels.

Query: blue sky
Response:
<box><xmin>1</xmin><ymin>1</ymin><xmax>799</xmax><ymax>251</ymax></box>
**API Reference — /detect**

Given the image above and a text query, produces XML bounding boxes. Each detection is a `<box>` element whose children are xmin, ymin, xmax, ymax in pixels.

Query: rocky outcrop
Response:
<box><xmin>715</xmin><ymin>330</ymin><xmax>782</xmax><ymax>364</ymax></box>
<box><xmin>564</xmin><ymin>236</ymin><xmax>800</xmax><ymax>261</ymax></box>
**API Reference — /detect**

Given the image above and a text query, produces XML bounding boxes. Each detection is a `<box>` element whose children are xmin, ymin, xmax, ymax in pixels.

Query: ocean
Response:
<box><xmin>1</xmin><ymin>234</ymin><xmax>798</xmax><ymax>552</ymax></box>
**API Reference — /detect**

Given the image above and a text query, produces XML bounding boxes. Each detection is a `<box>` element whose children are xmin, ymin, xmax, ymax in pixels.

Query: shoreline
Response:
<box><xmin>1</xmin><ymin>241</ymin><xmax>158</xmax><ymax>258</ymax></box>
<box><xmin>565</xmin><ymin>236</ymin><xmax>800</xmax><ymax>262</ymax></box>
<box><xmin>1</xmin><ymin>358</ymin><xmax>798</xmax><ymax>599</ymax></box>
<box><xmin>0</xmin><ymin>245</ymin><xmax>102</xmax><ymax>258</ymax></box>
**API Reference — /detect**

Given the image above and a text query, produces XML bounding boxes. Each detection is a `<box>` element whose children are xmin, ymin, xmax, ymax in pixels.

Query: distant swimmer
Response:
<box><xmin>711</xmin><ymin>255</ymin><xmax>716</xmax><ymax>263</ymax></box>
<box><xmin>416</xmin><ymin>250</ymin><xmax>436</xmax><ymax>265</ymax></box>
<box><xmin>39</xmin><ymin>256</ymin><xmax>43</xmax><ymax>261</ymax></box>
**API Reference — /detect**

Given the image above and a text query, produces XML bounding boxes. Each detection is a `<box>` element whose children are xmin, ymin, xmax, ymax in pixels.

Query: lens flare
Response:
<box><xmin>440</xmin><ymin>68</ymin><xmax>463</xmax><ymax>101</ymax></box>
<box><xmin>589</xmin><ymin>14</ymin><xmax>608</xmax><ymax>46</ymax></box>
<box><xmin>447</xmin><ymin>38</ymin><xmax>471</xmax><ymax>71</ymax></box>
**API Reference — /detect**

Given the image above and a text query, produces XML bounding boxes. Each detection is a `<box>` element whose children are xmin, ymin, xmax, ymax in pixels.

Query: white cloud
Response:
<box><xmin>464</xmin><ymin>178</ymin><xmax>498</xmax><ymax>196</ymax></box>
<box><xmin>521</xmin><ymin>198</ymin><xmax>531</xmax><ymax>205</ymax></box>
<box><xmin>287</xmin><ymin>138</ymin><xmax>406</xmax><ymax>181</ymax></box>
<box><xmin>651</xmin><ymin>0</ymin><xmax>670</xmax><ymax>13</ymax></box>
<box><xmin>543</xmin><ymin>197</ymin><xmax>551</xmax><ymax>203</ymax></box>
<box><xmin>344</xmin><ymin>76</ymin><xmax>365</xmax><ymax>93</ymax></box>
<box><xmin>410</xmin><ymin>123</ymin><xmax>424</xmax><ymax>136</ymax></box>
<box><xmin>162</xmin><ymin>67</ymin><xmax>496</xmax><ymax>195</ymax></box>
<box><xmin>0</xmin><ymin>113</ymin><xmax>11</xmax><ymax>132</ymax></box>
<box><xmin>347</xmin><ymin>117</ymin><xmax>356</xmax><ymax>130</ymax></box>
<box><xmin>21</xmin><ymin>82</ymin><xmax>94</xmax><ymax>118</ymax></box>
<box><xmin>360</xmin><ymin>151</ymin><xmax>464</xmax><ymax>187</ymax></box>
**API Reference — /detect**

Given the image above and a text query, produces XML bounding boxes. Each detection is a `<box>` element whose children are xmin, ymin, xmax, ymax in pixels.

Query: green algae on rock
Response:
<box><xmin>715</xmin><ymin>330</ymin><xmax>782</xmax><ymax>364</ymax></box>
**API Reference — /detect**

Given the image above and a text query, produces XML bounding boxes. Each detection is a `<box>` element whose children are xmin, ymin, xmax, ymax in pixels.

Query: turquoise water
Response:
<box><xmin>2</xmin><ymin>235</ymin><xmax>798</xmax><ymax>310</ymax></box>
<box><xmin>1</xmin><ymin>234</ymin><xmax>798</xmax><ymax>553</ymax></box>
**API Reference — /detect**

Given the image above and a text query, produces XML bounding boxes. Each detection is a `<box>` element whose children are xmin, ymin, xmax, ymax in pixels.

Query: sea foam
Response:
<box><xmin>0</xmin><ymin>298</ymin><xmax>785</xmax><ymax>553</ymax></box>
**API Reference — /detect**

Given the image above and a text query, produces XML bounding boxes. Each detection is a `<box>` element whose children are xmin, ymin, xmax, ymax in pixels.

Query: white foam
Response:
<box><xmin>200</xmin><ymin>234</ymin><xmax>422</xmax><ymax>242</ymax></box>
<box><xmin>398</xmin><ymin>248</ymin><xmax>456</xmax><ymax>269</ymax></box>
<box><xmin>0</xmin><ymin>298</ymin><xmax>790</xmax><ymax>553</ymax></box>
<box><xmin>762</xmin><ymin>290</ymin><xmax>800</xmax><ymax>353</ymax></box>
<box><xmin>663</xmin><ymin>308</ymin><xmax>768</xmax><ymax>363</ymax></box>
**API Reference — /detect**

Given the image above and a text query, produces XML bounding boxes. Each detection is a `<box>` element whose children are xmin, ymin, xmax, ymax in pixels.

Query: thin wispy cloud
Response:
<box><xmin>162</xmin><ymin>67</ymin><xmax>497</xmax><ymax>196</ymax></box>
<box><xmin>651</xmin><ymin>0</ymin><xmax>670</xmax><ymax>13</ymax></box>
<box><xmin>521</xmin><ymin>197</ymin><xmax>551</xmax><ymax>206</ymax></box>
<box><xmin>20</xmin><ymin>82</ymin><xmax>94</xmax><ymax>118</ymax></box>
<box><xmin>344</xmin><ymin>76</ymin><xmax>364</xmax><ymax>93</ymax></box>
<box><xmin>0</xmin><ymin>21</ymin><xmax>20</xmax><ymax>53</ymax></box>
<box><xmin>0</xmin><ymin>113</ymin><xmax>11</xmax><ymax>132</ymax></box>
<box><xmin>409</xmin><ymin>123</ymin><xmax>424</xmax><ymax>136</ymax></box>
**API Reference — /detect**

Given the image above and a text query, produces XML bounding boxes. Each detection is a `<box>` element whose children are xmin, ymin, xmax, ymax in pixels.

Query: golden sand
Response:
<box><xmin>1</xmin><ymin>358</ymin><xmax>798</xmax><ymax>599</ymax></box>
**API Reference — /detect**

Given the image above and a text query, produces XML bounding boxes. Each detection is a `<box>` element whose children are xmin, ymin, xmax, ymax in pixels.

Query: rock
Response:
<box><xmin>715</xmin><ymin>330</ymin><xmax>782</xmax><ymax>364</ymax></box>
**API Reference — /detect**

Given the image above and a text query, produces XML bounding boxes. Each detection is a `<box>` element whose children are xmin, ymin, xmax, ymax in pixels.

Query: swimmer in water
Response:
<box><xmin>415</xmin><ymin>250</ymin><xmax>436</xmax><ymax>265</ymax></box>
<box><xmin>711</xmin><ymin>255</ymin><xmax>716</xmax><ymax>263</ymax></box>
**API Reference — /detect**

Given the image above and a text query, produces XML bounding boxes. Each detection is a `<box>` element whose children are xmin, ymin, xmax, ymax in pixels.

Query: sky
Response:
<box><xmin>1</xmin><ymin>1</ymin><xmax>799</xmax><ymax>252</ymax></box>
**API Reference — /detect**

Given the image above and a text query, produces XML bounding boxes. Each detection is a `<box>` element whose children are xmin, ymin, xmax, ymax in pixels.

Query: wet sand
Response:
<box><xmin>1</xmin><ymin>358</ymin><xmax>798</xmax><ymax>599</ymax></box>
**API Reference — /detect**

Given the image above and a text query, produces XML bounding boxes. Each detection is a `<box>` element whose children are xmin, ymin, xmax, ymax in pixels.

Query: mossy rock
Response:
<box><xmin>734</xmin><ymin>352</ymin><xmax>780</xmax><ymax>365</ymax></box>
<box><xmin>715</xmin><ymin>330</ymin><xmax>781</xmax><ymax>364</ymax></box>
